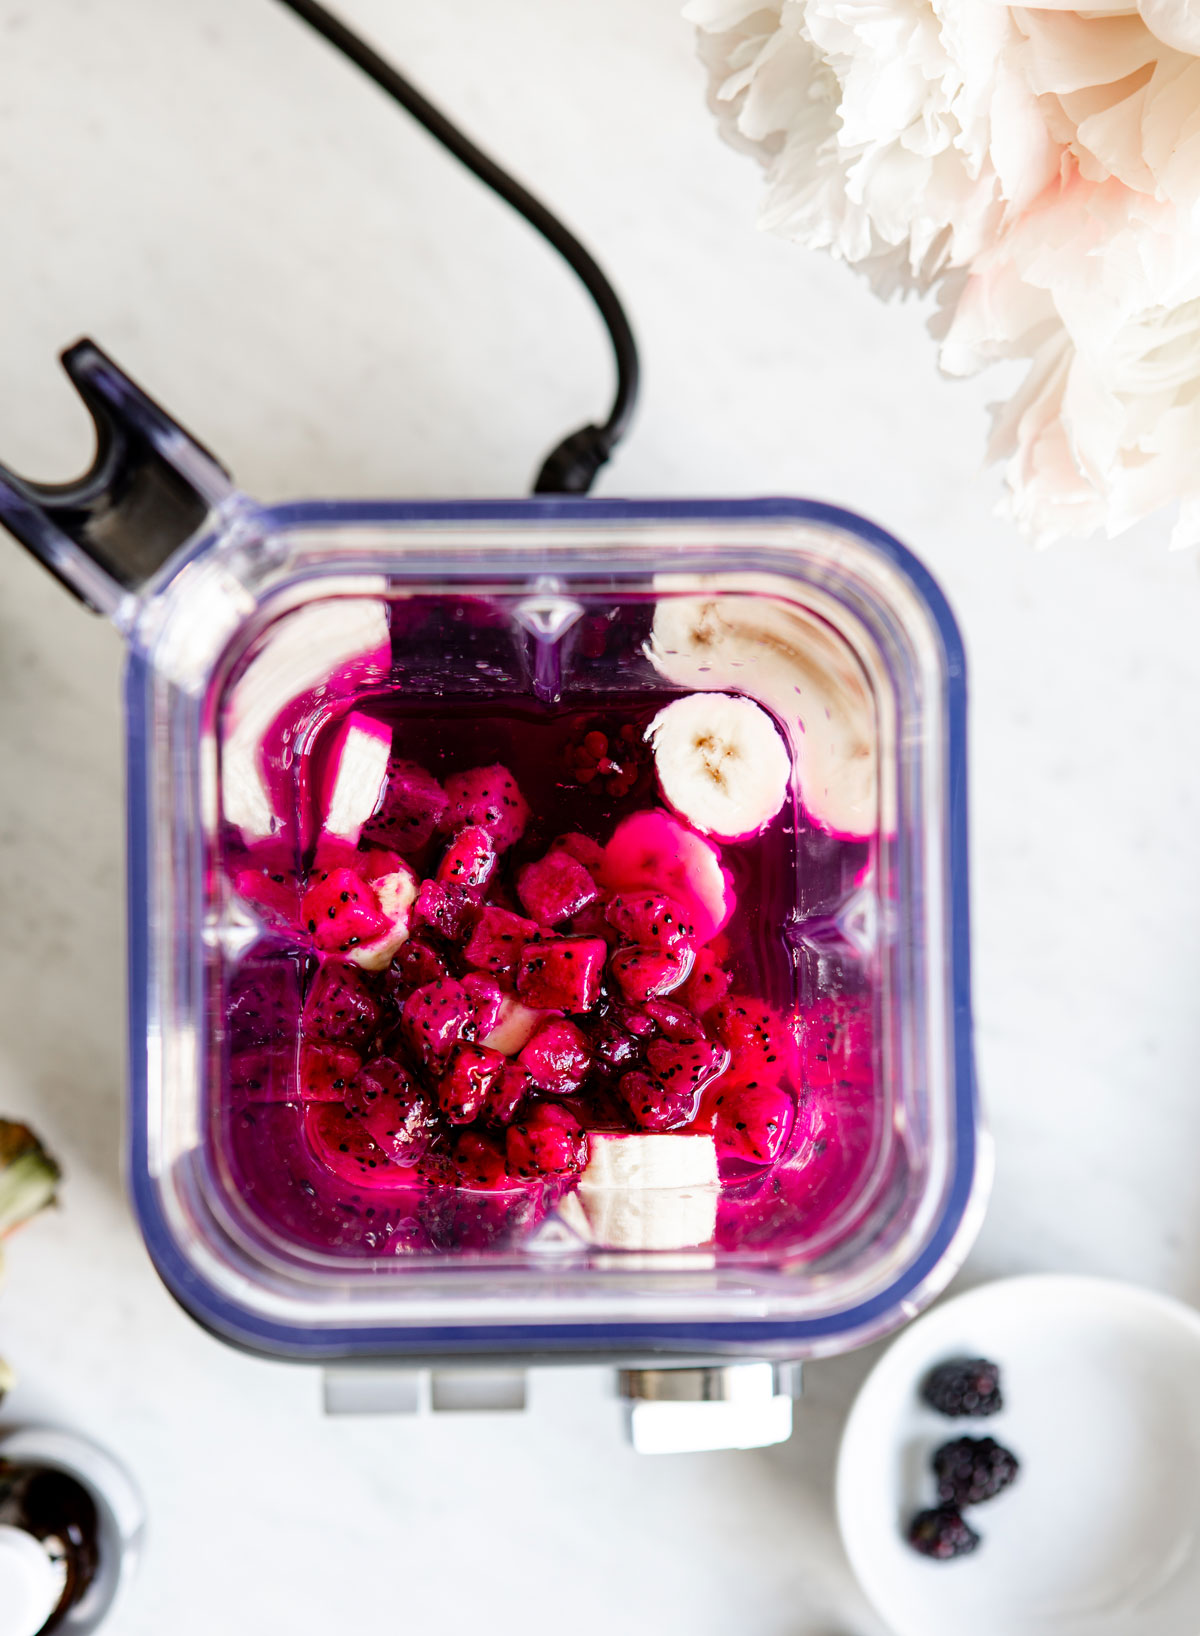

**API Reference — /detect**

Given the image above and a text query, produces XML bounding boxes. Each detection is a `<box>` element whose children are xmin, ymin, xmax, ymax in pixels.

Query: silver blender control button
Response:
<box><xmin>0</xmin><ymin>1525</ymin><xmax>63</xmax><ymax>1636</ymax></box>
<box><xmin>618</xmin><ymin>1362</ymin><xmax>802</xmax><ymax>1453</ymax></box>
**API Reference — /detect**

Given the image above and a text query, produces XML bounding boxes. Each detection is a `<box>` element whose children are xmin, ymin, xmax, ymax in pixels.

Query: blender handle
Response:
<box><xmin>0</xmin><ymin>339</ymin><xmax>233</xmax><ymax>619</ymax></box>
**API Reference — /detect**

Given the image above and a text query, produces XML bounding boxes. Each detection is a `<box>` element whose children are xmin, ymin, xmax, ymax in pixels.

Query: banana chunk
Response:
<box><xmin>320</xmin><ymin>713</ymin><xmax>391</xmax><ymax>844</ymax></box>
<box><xmin>646</xmin><ymin>578</ymin><xmax>877</xmax><ymax>838</ymax></box>
<box><xmin>223</xmin><ymin>596</ymin><xmax>390</xmax><ymax>841</ymax></box>
<box><xmin>560</xmin><ymin>1133</ymin><xmax>719</xmax><ymax>1251</ymax></box>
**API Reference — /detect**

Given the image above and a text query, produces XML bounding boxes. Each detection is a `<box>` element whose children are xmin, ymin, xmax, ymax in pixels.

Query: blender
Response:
<box><xmin>0</xmin><ymin>338</ymin><xmax>984</xmax><ymax>1452</ymax></box>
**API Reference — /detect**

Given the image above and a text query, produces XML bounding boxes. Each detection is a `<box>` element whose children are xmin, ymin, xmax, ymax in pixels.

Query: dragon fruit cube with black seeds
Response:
<box><xmin>609</xmin><ymin>946</ymin><xmax>693</xmax><ymax>1003</ymax></box>
<box><xmin>436</xmin><ymin>825</ymin><xmax>497</xmax><ymax>892</ymax></box>
<box><xmin>401</xmin><ymin>979</ymin><xmax>474</xmax><ymax>1069</ymax></box>
<box><xmin>364</xmin><ymin>758</ymin><xmax>448</xmax><ymax>853</ymax></box>
<box><xmin>516</xmin><ymin>939</ymin><xmax>607</xmax><ymax>1011</ymax></box>
<box><xmin>518</xmin><ymin>1019</ymin><xmax>592</xmax><ymax>1092</ymax></box>
<box><xmin>462</xmin><ymin>906</ymin><xmax>540</xmax><ymax>974</ymax></box>
<box><xmin>302</xmin><ymin>961</ymin><xmax>381</xmax><ymax>1048</ymax></box>
<box><xmin>300</xmin><ymin>868</ymin><xmax>391</xmax><ymax>954</ymax></box>
<box><xmin>439</xmin><ymin>764</ymin><xmax>530</xmax><ymax>851</ymax></box>
<box><xmin>516</xmin><ymin>850</ymin><xmax>600</xmax><ymax>926</ymax></box>
<box><xmin>438</xmin><ymin>1043</ymin><xmax>507</xmax><ymax>1125</ymax></box>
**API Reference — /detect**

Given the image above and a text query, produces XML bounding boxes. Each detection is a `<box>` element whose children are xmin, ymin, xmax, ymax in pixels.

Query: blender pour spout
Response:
<box><xmin>0</xmin><ymin>339</ymin><xmax>232</xmax><ymax>619</ymax></box>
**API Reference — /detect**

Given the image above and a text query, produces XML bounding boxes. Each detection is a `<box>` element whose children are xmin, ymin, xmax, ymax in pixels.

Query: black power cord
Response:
<box><xmin>271</xmin><ymin>0</ymin><xmax>640</xmax><ymax>493</ymax></box>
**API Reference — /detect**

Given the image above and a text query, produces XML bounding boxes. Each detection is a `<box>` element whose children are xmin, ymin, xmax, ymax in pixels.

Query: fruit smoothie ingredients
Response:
<box><xmin>220</xmin><ymin>684</ymin><xmax>879</xmax><ymax>1257</ymax></box>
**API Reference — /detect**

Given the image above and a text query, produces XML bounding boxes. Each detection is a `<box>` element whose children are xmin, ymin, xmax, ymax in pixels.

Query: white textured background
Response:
<box><xmin>0</xmin><ymin>3</ymin><xmax>1198</xmax><ymax>1633</ymax></box>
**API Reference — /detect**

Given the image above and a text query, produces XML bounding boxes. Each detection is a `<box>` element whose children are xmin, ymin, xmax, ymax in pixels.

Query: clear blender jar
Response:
<box><xmin>0</xmin><ymin>343</ymin><xmax>985</xmax><ymax>1447</ymax></box>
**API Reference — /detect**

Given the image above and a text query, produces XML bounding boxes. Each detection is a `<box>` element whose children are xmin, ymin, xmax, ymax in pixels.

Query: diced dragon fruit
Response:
<box><xmin>609</xmin><ymin>946</ymin><xmax>693</xmax><ymax>1002</ymax></box>
<box><xmin>641</xmin><ymin>998</ymin><xmax>706</xmax><ymax>1043</ymax></box>
<box><xmin>708</xmin><ymin>1079</ymin><xmax>797</xmax><ymax>1169</ymax></box>
<box><xmin>310</xmin><ymin>837</ymin><xmax>402</xmax><ymax>878</ymax></box>
<box><xmin>230</xmin><ymin>1045</ymin><xmax>295</xmax><ymax>1102</ymax></box>
<box><xmin>567</xmin><ymin>899</ymin><xmax>617</xmax><ymax>942</ymax></box>
<box><xmin>347</xmin><ymin>864</ymin><xmax>420</xmax><ymax>972</ymax></box>
<box><xmin>419</xmin><ymin>1178</ymin><xmax>542</xmax><ymax>1252</ymax></box>
<box><xmin>301</xmin><ymin>961</ymin><xmax>381</xmax><ymax>1047</ymax></box>
<box><xmin>364</xmin><ymin>758</ymin><xmax>449</xmax><ymax>853</ymax></box>
<box><xmin>351</xmin><ymin>1056</ymin><xmax>437</xmax><ymax>1167</ymax></box>
<box><xmin>798</xmin><ymin>994</ymin><xmax>874</xmax><ymax>1090</ymax></box>
<box><xmin>227</xmin><ymin>957</ymin><xmax>301</xmax><ymax>1049</ymax></box>
<box><xmin>462</xmin><ymin>973</ymin><xmax>504</xmax><ymax>1036</ymax></box>
<box><xmin>715</xmin><ymin>1086</ymin><xmax>865</xmax><ymax>1252</ymax></box>
<box><xmin>301</xmin><ymin>868</ymin><xmax>391</xmax><ymax>954</ymax></box>
<box><xmin>481</xmin><ymin>994</ymin><xmax>552</xmax><ymax>1056</ymax></box>
<box><xmin>645</xmin><ymin>1037</ymin><xmax>730</xmax><ymax>1096</ymax></box>
<box><xmin>357</xmin><ymin>846</ymin><xmax>405</xmax><ymax>880</ymax></box>
<box><xmin>614</xmin><ymin>1004</ymin><xmax>658</xmax><ymax>1039</ymax></box>
<box><xmin>616</xmin><ymin>1068</ymin><xmax>702</xmax><ymax>1132</ymax></box>
<box><xmin>436</xmin><ymin>825</ymin><xmax>497</xmax><ymax>892</ymax></box>
<box><xmin>400</xmin><ymin>978</ymin><xmax>473</xmax><ymax>1068</ymax></box>
<box><xmin>550</xmin><ymin>832</ymin><xmax>606</xmax><ymax>874</ymax></box>
<box><xmin>438</xmin><ymin>1043</ymin><xmax>506</xmax><ymax>1124</ymax></box>
<box><xmin>518</xmin><ymin>1019</ymin><xmax>592</xmax><ymax>1093</ymax></box>
<box><xmin>506</xmin><ymin>1103</ymin><xmax>588</xmax><ymax>1178</ymax></box>
<box><xmin>452</xmin><ymin>1130</ymin><xmax>512</xmax><ymax>1190</ymax></box>
<box><xmin>516</xmin><ymin>851</ymin><xmax>599</xmax><ymax>926</ymax></box>
<box><xmin>388</xmin><ymin>938</ymin><xmax>450</xmax><ymax>992</ymax></box>
<box><xmin>233</xmin><ymin>866</ymin><xmax>302</xmax><ymax>929</ymax></box>
<box><xmin>316</xmin><ymin>711</ymin><xmax>391</xmax><ymax>844</ymax></box>
<box><xmin>590</xmin><ymin>1016</ymin><xmax>640</xmax><ymax>1072</ymax></box>
<box><xmin>303</xmin><ymin>1101</ymin><xmax>415</xmax><ymax>1191</ymax></box>
<box><xmin>516</xmin><ymin>938</ymin><xmax>607</xmax><ymax>1011</ymax></box>
<box><xmin>602</xmin><ymin>810</ymin><xmax>734</xmax><ymax>944</ymax></box>
<box><xmin>605</xmin><ymin>892</ymin><xmax>697</xmax><ymax>954</ymax></box>
<box><xmin>679</xmin><ymin>946</ymin><xmax>732</xmax><ymax>1015</ymax></box>
<box><xmin>488</xmin><ymin>1062</ymin><xmax>533</xmax><ymax>1124</ymax></box>
<box><xmin>712</xmin><ymin>996</ymin><xmax>800</xmax><ymax>1082</ymax></box>
<box><xmin>462</xmin><ymin>906</ymin><xmax>539</xmax><ymax>974</ymax></box>
<box><xmin>411</xmin><ymin>879</ymin><xmax>474</xmax><ymax>943</ymax></box>
<box><xmin>298</xmin><ymin>1042</ymin><xmax>363</xmax><ymax>1101</ymax></box>
<box><xmin>440</xmin><ymin>764</ymin><xmax>530</xmax><ymax>851</ymax></box>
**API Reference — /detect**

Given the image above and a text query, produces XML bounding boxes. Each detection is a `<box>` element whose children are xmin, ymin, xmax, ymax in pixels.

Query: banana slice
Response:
<box><xmin>223</xmin><ymin>596</ymin><xmax>390</xmax><ymax>842</ymax></box>
<box><xmin>320</xmin><ymin>712</ymin><xmax>391</xmax><ymax>843</ymax></box>
<box><xmin>482</xmin><ymin>995</ymin><xmax>555</xmax><ymax>1056</ymax></box>
<box><xmin>645</xmin><ymin>577</ymin><xmax>878</xmax><ymax>838</ymax></box>
<box><xmin>646</xmin><ymin>692</ymin><xmax>790</xmax><ymax>840</ymax></box>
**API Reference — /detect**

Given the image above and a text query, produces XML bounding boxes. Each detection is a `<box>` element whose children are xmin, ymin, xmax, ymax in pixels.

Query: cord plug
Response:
<box><xmin>533</xmin><ymin>424</ymin><xmax>614</xmax><ymax>494</ymax></box>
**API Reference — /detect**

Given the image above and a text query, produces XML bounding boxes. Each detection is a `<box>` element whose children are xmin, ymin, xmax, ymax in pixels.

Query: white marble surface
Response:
<box><xmin>0</xmin><ymin>3</ymin><xmax>1198</xmax><ymax>1633</ymax></box>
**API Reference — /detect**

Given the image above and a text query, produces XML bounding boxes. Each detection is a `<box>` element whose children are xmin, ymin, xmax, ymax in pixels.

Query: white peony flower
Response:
<box><xmin>686</xmin><ymin>0</ymin><xmax>1200</xmax><ymax>546</ymax></box>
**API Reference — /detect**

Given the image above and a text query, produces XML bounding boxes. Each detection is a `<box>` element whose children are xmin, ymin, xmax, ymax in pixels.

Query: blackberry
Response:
<box><xmin>921</xmin><ymin>1357</ymin><xmax>1003</xmax><ymax>1418</ymax></box>
<box><xmin>907</xmin><ymin>1504</ymin><xmax>980</xmax><ymax>1561</ymax></box>
<box><xmin>933</xmin><ymin>1437</ymin><xmax>1020</xmax><ymax>1506</ymax></box>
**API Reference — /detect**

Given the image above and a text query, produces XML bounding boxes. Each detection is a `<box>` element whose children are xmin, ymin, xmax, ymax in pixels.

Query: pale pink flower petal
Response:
<box><xmin>687</xmin><ymin>0</ymin><xmax>1200</xmax><ymax>544</ymax></box>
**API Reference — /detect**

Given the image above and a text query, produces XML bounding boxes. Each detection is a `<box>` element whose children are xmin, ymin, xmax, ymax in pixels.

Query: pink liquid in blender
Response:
<box><xmin>213</xmin><ymin>596</ymin><xmax>884</xmax><ymax>1260</ymax></box>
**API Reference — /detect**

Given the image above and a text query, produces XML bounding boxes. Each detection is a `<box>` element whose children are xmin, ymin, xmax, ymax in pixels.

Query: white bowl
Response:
<box><xmin>837</xmin><ymin>1275</ymin><xmax>1200</xmax><ymax>1636</ymax></box>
